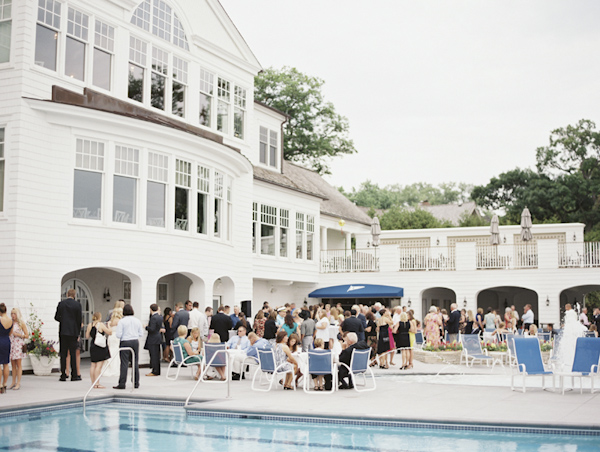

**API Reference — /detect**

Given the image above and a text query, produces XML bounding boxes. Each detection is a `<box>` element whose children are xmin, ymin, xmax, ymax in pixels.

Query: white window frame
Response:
<box><xmin>233</xmin><ymin>86</ymin><xmax>246</xmax><ymax>140</ymax></box>
<box><xmin>199</xmin><ymin>68</ymin><xmax>214</xmax><ymax>128</ymax></box>
<box><xmin>35</xmin><ymin>0</ymin><xmax>62</xmax><ymax>71</ymax></box>
<box><xmin>131</xmin><ymin>0</ymin><xmax>189</xmax><ymax>50</ymax></box>
<box><xmin>73</xmin><ymin>138</ymin><xmax>105</xmax><ymax>220</ymax></box>
<box><xmin>217</xmin><ymin>77</ymin><xmax>230</xmax><ymax>134</ymax></box>
<box><xmin>113</xmin><ymin>145</ymin><xmax>139</xmax><ymax>224</ymax></box>
<box><xmin>0</xmin><ymin>126</ymin><xmax>5</xmax><ymax>213</ymax></box>
<box><xmin>147</xmin><ymin>151</ymin><xmax>168</xmax><ymax>228</ymax></box>
<box><xmin>92</xmin><ymin>19</ymin><xmax>115</xmax><ymax>91</ymax></box>
<box><xmin>157</xmin><ymin>282</ymin><xmax>168</xmax><ymax>302</ymax></box>
<box><xmin>174</xmin><ymin>158</ymin><xmax>191</xmax><ymax>231</ymax></box>
<box><xmin>0</xmin><ymin>0</ymin><xmax>12</xmax><ymax>64</ymax></box>
<box><xmin>259</xmin><ymin>126</ymin><xmax>278</xmax><ymax>168</ymax></box>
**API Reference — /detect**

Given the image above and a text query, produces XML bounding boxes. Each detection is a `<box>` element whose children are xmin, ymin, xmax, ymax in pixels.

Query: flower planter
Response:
<box><xmin>414</xmin><ymin>350</ymin><xmax>462</xmax><ymax>365</ymax></box>
<box><xmin>29</xmin><ymin>355</ymin><xmax>58</xmax><ymax>376</ymax></box>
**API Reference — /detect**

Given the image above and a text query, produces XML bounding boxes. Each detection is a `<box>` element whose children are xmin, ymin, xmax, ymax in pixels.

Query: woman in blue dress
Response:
<box><xmin>0</xmin><ymin>303</ymin><xmax>13</xmax><ymax>394</ymax></box>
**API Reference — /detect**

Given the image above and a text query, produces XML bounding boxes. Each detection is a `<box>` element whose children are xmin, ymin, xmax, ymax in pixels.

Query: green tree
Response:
<box><xmin>254</xmin><ymin>67</ymin><xmax>356</xmax><ymax>174</ymax></box>
<box><xmin>458</xmin><ymin>211</ymin><xmax>488</xmax><ymax>227</ymax></box>
<box><xmin>379</xmin><ymin>207</ymin><xmax>451</xmax><ymax>230</ymax></box>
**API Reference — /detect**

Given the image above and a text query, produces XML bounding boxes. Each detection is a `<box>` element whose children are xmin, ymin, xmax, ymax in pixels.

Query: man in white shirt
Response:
<box><xmin>188</xmin><ymin>302</ymin><xmax>202</xmax><ymax>331</ymax></box>
<box><xmin>275</xmin><ymin>307</ymin><xmax>286</xmax><ymax>327</ymax></box>
<box><xmin>199</xmin><ymin>307</ymin><xmax>211</xmax><ymax>342</ymax></box>
<box><xmin>227</xmin><ymin>326</ymin><xmax>251</xmax><ymax>380</ymax></box>
<box><xmin>579</xmin><ymin>307</ymin><xmax>590</xmax><ymax>327</ymax></box>
<box><xmin>522</xmin><ymin>304</ymin><xmax>535</xmax><ymax>331</ymax></box>
<box><xmin>114</xmin><ymin>304</ymin><xmax>144</xmax><ymax>390</ymax></box>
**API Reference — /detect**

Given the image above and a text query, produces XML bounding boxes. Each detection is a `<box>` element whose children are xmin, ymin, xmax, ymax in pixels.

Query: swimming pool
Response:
<box><xmin>1</xmin><ymin>401</ymin><xmax>598</xmax><ymax>451</ymax></box>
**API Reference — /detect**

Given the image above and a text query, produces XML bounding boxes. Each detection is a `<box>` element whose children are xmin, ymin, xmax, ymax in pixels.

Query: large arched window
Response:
<box><xmin>131</xmin><ymin>0</ymin><xmax>189</xmax><ymax>50</ymax></box>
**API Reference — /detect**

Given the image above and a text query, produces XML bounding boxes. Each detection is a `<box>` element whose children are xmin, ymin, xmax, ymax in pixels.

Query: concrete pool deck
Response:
<box><xmin>1</xmin><ymin>359</ymin><xmax>599</xmax><ymax>429</ymax></box>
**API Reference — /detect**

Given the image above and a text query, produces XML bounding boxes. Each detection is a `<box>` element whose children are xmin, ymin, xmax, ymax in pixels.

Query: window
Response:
<box><xmin>175</xmin><ymin>159</ymin><xmax>190</xmax><ymax>230</ymax></box>
<box><xmin>151</xmin><ymin>47</ymin><xmax>167</xmax><ymax>110</ymax></box>
<box><xmin>199</xmin><ymin>69</ymin><xmax>213</xmax><ymax>127</ymax></box>
<box><xmin>157</xmin><ymin>282</ymin><xmax>168</xmax><ymax>302</ymax></box>
<box><xmin>0</xmin><ymin>0</ymin><xmax>12</xmax><ymax>63</ymax></box>
<box><xmin>65</xmin><ymin>7</ymin><xmax>88</xmax><ymax>81</ymax></box>
<box><xmin>306</xmin><ymin>215</ymin><xmax>315</xmax><ymax>260</ymax></box>
<box><xmin>123</xmin><ymin>280</ymin><xmax>131</xmax><ymax>301</ymax></box>
<box><xmin>35</xmin><ymin>0</ymin><xmax>61</xmax><ymax>71</ymax></box>
<box><xmin>296</xmin><ymin>212</ymin><xmax>304</xmax><ymax>259</ymax></box>
<box><xmin>217</xmin><ymin>77</ymin><xmax>229</xmax><ymax>133</ymax></box>
<box><xmin>172</xmin><ymin>56</ymin><xmax>187</xmax><ymax>117</ymax></box>
<box><xmin>0</xmin><ymin>127</ymin><xmax>4</xmax><ymax>212</ymax></box>
<box><xmin>252</xmin><ymin>202</ymin><xmax>257</xmax><ymax>253</ymax></box>
<box><xmin>131</xmin><ymin>0</ymin><xmax>189</xmax><ymax>50</ymax></box>
<box><xmin>233</xmin><ymin>86</ymin><xmax>246</xmax><ymax>139</ymax></box>
<box><xmin>93</xmin><ymin>20</ymin><xmax>114</xmax><ymax>90</ymax></box>
<box><xmin>128</xmin><ymin>36</ymin><xmax>147</xmax><ymax>102</ymax></box>
<box><xmin>226</xmin><ymin>178</ymin><xmax>232</xmax><ymax>241</ymax></box>
<box><xmin>113</xmin><ymin>146</ymin><xmax>139</xmax><ymax>224</ymax></box>
<box><xmin>197</xmin><ymin>165</ymin><xmax>209</xmax><ymax>234</ymax></box>
<box><xmin>279</xmin><ymin>209</ymin><xmax>289</xmax><ymax>258</ymax></box>
<box><xmin>260</xmin><ymin>205</ymin><xmax>276</xmax><ymax>256</ymax></box>
<box><xmin>259</xmin><ymin>126</ymin><xmax>278</xmax><ymax>167</ymax></box>
<box><xmin>214</xmin><ymin>171</ymin><xmax>223</xmax><ymax>237</ymax></box>
<box><xmin>147</xmin><ymin>152</ymin><xmax>168</xmax><ymax>227</ymax></box>
<box><xmin>73</xmin><ymin>138</ymin><xmax>104</xmax><ymax>220</ymax></box>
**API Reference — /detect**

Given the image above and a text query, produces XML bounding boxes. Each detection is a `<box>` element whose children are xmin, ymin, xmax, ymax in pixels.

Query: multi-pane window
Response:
<box><xmin>197</xmin><ymin>165</ymin><xmax>209</xmax><ymax>234</ymax></box>
<box><xmin>233</xmin><ymin>86</ymin><xmax>246</xmax><ymax>139</ymax></box>
<box><xmin>280</xmin><ymin>209</ymin><xmax>289</xmax><ymax>258</ymax></box>
<box><xmin>296</xmin><ymin>212</ymin><xmax>304</xmax><ymax>259</ymax></box>
<box><xmin>131</xmin><ymin>0</ymin><xmax>189</xmax><ymax>50</ymax></box>
<box><xmin>0</xmin><ymin>127</ymin><xmax>4</xmax><ymax>212</ymax></box>
<box><xmin>174</xmin><ymin>159</ymin><xmax>191</xmax><ymax>230</ymax></box>
<box><xmin>217</xmin><ymin>78</ymin><xmax>230</xmax><ymax>133</ymax></box>
<box><xmin>252</xmin><ymin>202</ymin><xmax>258</xmax><ymax>253</ymax></box>
<box><xmin>226</xmin><ymin>179</ymin><xmax>232</xmax><ymax>241</ymax></box>
<box><xmin>172</xmin><ymin>56</ymin><xmax>187</xmax><ymax>117</ymax></box>
<box><xmin>306</xmin><ymin>215</ymin><xmax>315</xmax><ymax>260</ymax></box>
<box><xmin>35</xmin><ymin>0</ymin><xmax>61</xmax><ymax>71</ymax></box>
<box><xmin>93</xmin><ymin>20</ymin><xmax>114</xmax><ymax>90</ymax></box>
<box><xmin>260</xmin><ymin>205</ymin><xmax>276</xmax><ymax>256</ymax></box>
<box><xmin>128</xmin><ymin>36</ymin><xmax>147</xmax><ymax>102</ymax></box>
<box><xmin>147</xmin><ymin>151</ymin><xmax>168</xmax><ymax>227</ymax></box>
<box><xmin>0</xmin><ymin>0</ymin><xmax>12</xmax><ymax>64</ymax></box>
<box><xmin>74</xmin><ymin>138</ymin><xmax>104</xmax><ymax>220</ymax></box>
<box><xmin>151</xmin><ymin>47</ymin><xmax>168</xmax><ymax>110</ymax></box>
<box><xmin>269</xmin><ymin>130</ymin><xmax>278</xmax><ymax>168</ymax></box>
<box><xmin>113</xmin><ymin>146</ymin><xmax>139</xmax><ymax>224</ymax></box>
<box><xmin>199</xmin><ymin>69</ymin><xmax>213</xmax><ymax>127</ymax></box>
<box><xmin>259</xmin><ymin>127</ymin><xmax>278</xmax><ymax>167</ymax></box>
<box><xmin>65</xmin><ymin>7</ymin><xmax>88</xmax><ymax>81</ymax></box>
<box><xmin>214</xmin><ymin>171</ymin><xmax>223</xmax><ymax>237</ymax></box>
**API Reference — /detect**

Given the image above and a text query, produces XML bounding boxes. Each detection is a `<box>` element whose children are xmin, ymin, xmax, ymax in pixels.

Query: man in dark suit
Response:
<box><xmin>342</xmin><ymin>309</ymin><xmax>365</xmax><ymax>341</ymax></box>
<box><xmin>447</xmin><ymin>303</ymin><xmax>461</xmax><ymax>343</ymax></box>
<box><xmin>338</xmin><ymin>332</ymin><xmax>369</xmax><ymax>389</ymax></box>
<box><xmin>144</xmin><ymin>304</ymin><xmax>164</xmax><ymax>376</ymax></box>
<box><xmin>55</xmin><ymin>288</ymin><xmax>82</xmax><ymax>382</ymax></box>
<box><xmin>210</xmin><ymin>305</ymin><xmax>233</xmax><ymax>342</ymax></box>
<box><xmin>170</xmin><ymin>302</ymin><xmax>189</xmax><ymax>339</ymax></box>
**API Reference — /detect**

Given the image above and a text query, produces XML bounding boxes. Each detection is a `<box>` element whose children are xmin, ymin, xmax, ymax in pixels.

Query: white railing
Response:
<box><xmin>398</xmin><ymin>246</ymin><xmax>456</xmax><ymax>271</ymax></box>
<box><xmin>320</xmin><ymin>249</ymin><xmax>379</xmax><ymax>273</ymax></box>
<box><xmin>476</xmin><ymin>243</ymin><xmax>538</xmax><ymax>269</ymax></box>
<box><xmin>558</xmin><ymin>242</ymin><xmax>600</xmax><ymax>268</ymax></box>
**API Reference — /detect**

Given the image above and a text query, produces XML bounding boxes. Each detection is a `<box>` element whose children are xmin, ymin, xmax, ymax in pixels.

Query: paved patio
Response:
<box><xmin>2</xmin><ymin>358</ymin><xmax>599</xmax><ymax>430</ymax></box>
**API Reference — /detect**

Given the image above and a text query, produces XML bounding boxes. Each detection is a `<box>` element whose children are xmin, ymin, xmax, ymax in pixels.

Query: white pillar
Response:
<box><xmin>345</xmin><ymin>231</ymin><xmax>352</xmax><ymax>253</ymax></box>
<box><xmin>320</xmin><ymin>226</ymin><xmax>328</xmax><ymax>251</ymax></box>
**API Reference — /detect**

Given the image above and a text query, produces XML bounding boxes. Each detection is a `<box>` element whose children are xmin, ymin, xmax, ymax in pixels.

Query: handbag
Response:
<box><xmin>22</xmin><ymin>343</ymin><xmax>28</xmax><ymax>354</ymax></box>
<box><xmin>94</xmin><ymin>329</ymin><xmax>107</xmax><ymax>348</ymax></box>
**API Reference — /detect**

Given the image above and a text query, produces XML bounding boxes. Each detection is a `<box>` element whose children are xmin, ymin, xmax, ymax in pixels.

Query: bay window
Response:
<box><xmin>0</xmin><ymin>0</ymin><xmax>11</xmax><ymax>63</ymax></box>
<box><xmin>174</xmin><ymin>159</ymin><xmax>190</xmax><ymax>230</ymax></box>
<box><xmin>73</xmin><ymin>138</ymin><xmax>104</xmax><ymax>220</ymax></box>
<box><xmin>35</xmin><ymin>0</ymin><xmax>61</xmax><ymax>71</ymax></box>
<box><xmin>147</xmin><ymin>151</ymin><xmax>168</xmax><ymax>227</ymax></box>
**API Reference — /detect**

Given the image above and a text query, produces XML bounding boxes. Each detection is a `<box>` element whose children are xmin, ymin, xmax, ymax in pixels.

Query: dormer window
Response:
<box><xmin>131</xmin><ymin>0</ymin><xmax>189</xmax><ymax>51</ymax></box>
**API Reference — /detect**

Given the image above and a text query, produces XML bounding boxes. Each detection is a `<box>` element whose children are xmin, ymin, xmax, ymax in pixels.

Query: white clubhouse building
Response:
<box><xmin>0</xmin><ymin>0</ymin><xmax>598</xmax><ymax>359</ymax></box>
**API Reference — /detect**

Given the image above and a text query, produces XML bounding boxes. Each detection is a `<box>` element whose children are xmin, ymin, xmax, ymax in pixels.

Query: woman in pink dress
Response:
<box><xmin>424</xmin><ymin>306</ymin><xmax>442</xmax><ymax>347</ymax></box>
<box><xmin>9</xmin><ymin>308</ymin><xmax>28</xmax><ymax>390</ymax></box>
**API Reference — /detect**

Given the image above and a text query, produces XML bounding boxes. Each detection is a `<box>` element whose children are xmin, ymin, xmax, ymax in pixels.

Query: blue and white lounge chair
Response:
<box><xmin>251</xmin><ymin>349</ymin><xmax>295</xmax><ymax>392</ymax></box>
<box><xmin>460</xmin><ymin>335</ymin><xmax>498</xmax><ymax>368</ymax></box>
<box><xmin>198</xmin><ymin>343</ymin><xmax>228</xmax><ymax>384</ymax></box>
<box><xmin>303</xmin><ymin>349</ymin><xmax>337</xmax><ymax>394</ymax></box>
<box><xmin>414</xmin><ymin>331</ymin><xmax>424</xmax><ymax>349</ymax></box>
<box><xmin>555</xmin><ymin>337</ymin><xmax>600</xmax><ymax>395</ymax></box>
<box><xmin>511</xmin><ymin>337</ymin><xmax>554</xmax><ymax>392</ymax></box>
<box><xmin>166</xmin><ymin>340</ymin><xmax>202</xmax><ymax>381</ymax></box>
<box><xmin>337</xmin><ymin>348</ymin><xmax>376</xmax><ymax>392</ymax></box>
<box><xmin>505</xmin><ymin>333</ymin><xmax>517</xmax><ymax>367</ymax></box>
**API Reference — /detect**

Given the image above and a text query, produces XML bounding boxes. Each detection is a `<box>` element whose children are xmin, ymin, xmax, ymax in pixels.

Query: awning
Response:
<box><xmin>308</xmin><ymin>284</ymin><xmax>404</xmax><ymax>299</ymax></box>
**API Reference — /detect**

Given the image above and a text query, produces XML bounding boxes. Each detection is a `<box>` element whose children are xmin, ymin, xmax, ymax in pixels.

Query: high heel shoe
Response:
<box><xmin>0</xmin><ymin>386</ymin><xmax>6</xmax><ymax>394</ymax></box>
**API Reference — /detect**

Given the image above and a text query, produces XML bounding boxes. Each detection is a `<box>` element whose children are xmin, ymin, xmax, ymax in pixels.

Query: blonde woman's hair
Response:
<box><xmin>11</xmin><ymin>308</ymin><xmax>26</xmax><ymax>331</ymax></box>
<box><xmin>314</xmin><ymin>338</ymin><xmax>324</xmax><ymax>348</ymax></box>
<box><xmin>208</xmin><ymin>333</ymin><xmax>221</xmax><ymax>343</ymax></box>
<box><xmin>400</xmin><ymin>312</ymin><xmax>408</xmax><ymax>322</ymax></box>
<box><xmin>177</xmin><ymin>325</ymin><xmax>187</xmax><ymax>337</ymax></box>
<box><xmin>111</xmin><ymin>308</ymin><xmax>123</xmax><ymax>321</ymax></box>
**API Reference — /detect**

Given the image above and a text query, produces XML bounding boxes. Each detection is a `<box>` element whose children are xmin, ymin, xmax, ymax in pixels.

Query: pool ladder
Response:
<box><xmin>83</xmin><ymin>347</ymin><xmax>136</xmax><ymax>415</ymax></box>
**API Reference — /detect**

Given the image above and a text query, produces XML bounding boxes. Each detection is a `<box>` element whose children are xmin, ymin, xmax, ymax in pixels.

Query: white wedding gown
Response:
<box><xmin>102</xmin><ymin>333</ymin><xmax>121</xmax><ymax>377</ymax></box>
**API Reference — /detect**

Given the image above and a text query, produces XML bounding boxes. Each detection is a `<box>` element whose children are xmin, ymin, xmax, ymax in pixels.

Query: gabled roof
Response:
<box><xmin>254</xmin><ymin>162</ymin><xmax>373</xmax><ymax>226</ymax></box>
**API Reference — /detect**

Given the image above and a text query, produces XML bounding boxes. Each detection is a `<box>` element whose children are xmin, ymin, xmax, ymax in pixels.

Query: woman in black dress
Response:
<box><xmin>162</xmin><ymin>307</ymin><xmax>173</xmax><ymax>362</ymax></box>
<box><xmin>263</xmin><ymin>310</ymin><xmax>278</xmax><ymax>343</ymax></box>
<box><xmin>376</xmin><ymin>310</ymin><xmax>393</xmax><ymax>369</ymax></box>
<box><xmin>86</xmin><ymin>312</ymin><xmax>112</xmax><ymax>389</ymax></box>
<box><xmin>396</xmin><ymin>312</ymin><xmax>411</xmax><ymax>370</ymax></box>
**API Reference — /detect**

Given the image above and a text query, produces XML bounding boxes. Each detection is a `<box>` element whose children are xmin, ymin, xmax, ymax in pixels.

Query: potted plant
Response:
<box><xmin>26</xmin><ymin>303</ymin><xmax>59</xmax><ymax>375</ymax></box>
<box><xmin>416</xmin><ymin>341</ymin><xmax>463</xmax><ymax>364</ymax></box>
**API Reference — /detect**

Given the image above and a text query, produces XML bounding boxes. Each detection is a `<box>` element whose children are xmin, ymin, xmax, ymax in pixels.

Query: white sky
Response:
<box><xmin>219</xmin><ymin>0</ymin><xmax>600</xmax><ymax>192</ymax></box>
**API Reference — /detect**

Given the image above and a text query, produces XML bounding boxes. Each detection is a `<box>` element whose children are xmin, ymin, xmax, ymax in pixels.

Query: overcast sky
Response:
<box><xmin>219</xmin><ymin>0</ymin><xmax>600</xmax><ymax>192</ymax></box>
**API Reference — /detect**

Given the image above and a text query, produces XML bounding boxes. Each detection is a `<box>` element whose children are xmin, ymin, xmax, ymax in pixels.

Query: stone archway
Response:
<box><xmin>476</xmin><ymin>286</ymin><xmax>538</xmax><ymax>324</ymax></box>
<box><xmin>559</xmin><ymin>284</ymin><xmax>600</xmax><ymax>322</ymax></box>
<box><xmin>420</xmin><ymin>287</ymin><xmax>456</xmax><ymax>321</ymax></box>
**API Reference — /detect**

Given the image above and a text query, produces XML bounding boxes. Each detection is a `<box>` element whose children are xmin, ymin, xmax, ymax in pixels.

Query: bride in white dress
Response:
<box><xmin>103</xmin><ymin>308</ymin><xmax>122</xmax><ymax>377</ymax></box>
<box><xmin>556</xmin><ymin>303</ymin><xmax>587</xmax><ymax>370</ymax></box>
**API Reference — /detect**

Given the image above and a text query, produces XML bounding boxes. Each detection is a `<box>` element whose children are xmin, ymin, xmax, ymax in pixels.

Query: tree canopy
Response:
<box><xmin>254</xmin><ymin>67</ymin><xmax>356</xmax><ymax>174</ymax></box>
<box><xmin>379</xmin><ymin>207</ymin><xmax>452</xmax><ymax>230</ymax></box>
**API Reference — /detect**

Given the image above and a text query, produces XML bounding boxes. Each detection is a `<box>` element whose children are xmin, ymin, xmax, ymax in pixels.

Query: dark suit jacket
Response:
<box><xmin>145</xmin><ymin>313</ymin><xmax>164</xmax><ymax>348</ymax></box>
<box><xmin>342</xmin><ymin>316</ymin><xmax>365</xmax><ymax>341</ymax></box>
<box><xmin>339</xmin><ymin>340</ymin><xmax>369</xmax><ymax>367</ymax></box>
<box><xmin>447</xmin><ymin>310</ymin><xmax>461</xmax><ymax>334</ymax></box>
<box><xmin>54</xmin><ymin>298</ymin><xmax>82</xmax><ymax>337</ymax></box>
<box><xmin>210</xmin><ymin>312</ymin><xmax>233</xmax><ymax>342</ymax></box>
<box><xmin>171</xmin><ymin>309</ymin><xmax>190</xmax><ymax>337</ymax></box>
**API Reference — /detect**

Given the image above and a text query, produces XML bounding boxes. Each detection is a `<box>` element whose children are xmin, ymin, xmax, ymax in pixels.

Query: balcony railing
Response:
<box><xmin>398</xmin><ymin>246</ymin><xmax>456</xmax><ymax>271</ymax></box>
<box><xmin>320</xmin><ymin>249</ymin><xmax>379</xmax><ymax>273</ymax></box>
<box><xmin>476</xmin><ymin>243</ymin><xmax>538</xmax><ymax>269</ymax></box>
<box><xmin>558</xmin><ymin>242</ymin><xmax>600</xmax><ymax>268</ymax></box>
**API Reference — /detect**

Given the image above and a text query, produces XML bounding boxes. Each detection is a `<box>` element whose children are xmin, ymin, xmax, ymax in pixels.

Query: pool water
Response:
<box><xmin>0</xmin><ymin>402</ymin><xmax>598</xmax><ymax>452</ymax></box>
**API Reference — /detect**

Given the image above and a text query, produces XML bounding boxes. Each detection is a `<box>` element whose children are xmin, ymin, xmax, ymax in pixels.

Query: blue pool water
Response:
<box><xmin>0</xmin><ymin>402</ymin><xmax>598</xmax><ymax>452</ymax></box>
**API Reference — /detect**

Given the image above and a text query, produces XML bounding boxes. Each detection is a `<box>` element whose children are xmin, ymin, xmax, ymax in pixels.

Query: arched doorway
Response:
<box><xmin>61</xmin><ymin>279</ymin><xmax>93</xmax><ymax>358</ymax></box>
<box><xmin>156</xmin><ymin>272</ymin><xmax>205</xmax><ymax>312</ymax></box>
<box><xmin>559</xmin><ymin>284</ymin><xmax>600</xmax><ymax>321</ymax></box>
<box><xmin>477</xmin><ymin>286</ymin><xmax>538</xmax><ymax>324</ymax></box>
<box><xmin>213</xmin><ymin>276</ymin><xmax>235</xmax><ymax>312</ymax></box>
<box><xmin>420</xmin><ymin>287</ymin><xmax>456</xmax><ymax>321</ymax></box>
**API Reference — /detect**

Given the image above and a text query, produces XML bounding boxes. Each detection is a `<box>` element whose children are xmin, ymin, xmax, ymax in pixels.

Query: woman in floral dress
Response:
<box><xmin>9</xmin><ymin>308</ymin><xmax>27</xmax><ymax>390</ymax></box>
<box><xmin>424</xmin><ymin>306</ymin><xmax>442</xmax><ymax>347</ymax></box>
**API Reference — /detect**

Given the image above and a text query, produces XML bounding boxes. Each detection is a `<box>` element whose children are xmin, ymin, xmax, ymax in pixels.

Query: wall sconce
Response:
<box><xmin>546</xmin><ymin>296</ymin><xmax>550</xmax><ymax>307</ymax></box>
<box><xmin>503</xmin><ymin>235</ymin><xmax>506</xmax><ymax>244</ymax></box>
<box><xmin>436</xmin><ymin>238</ymin><xmax>440</xmax><ymax>246</ymax></box>
<box><xmin>407</xmin><ymin>298</ymin><xmax>411</xmax><ymax>307</ymax></box>
<box><xmin>366</xmin><ymin>241</ymin><xmax>370</xmax><ymax>247</ymax></box>
<box><xmin>463</xmin><ymin>297</ymin><xmax>467</xmax><ymax>308</ymax></box>
<box><xmin>573</xmin><ymin>233</ymin><xmax>577</xmax><ymax>242</ymax></box>
<box><xmin>103</xmin><ymin>288</ymin><xmax>111</xmax><ymax>303</ymax></box>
